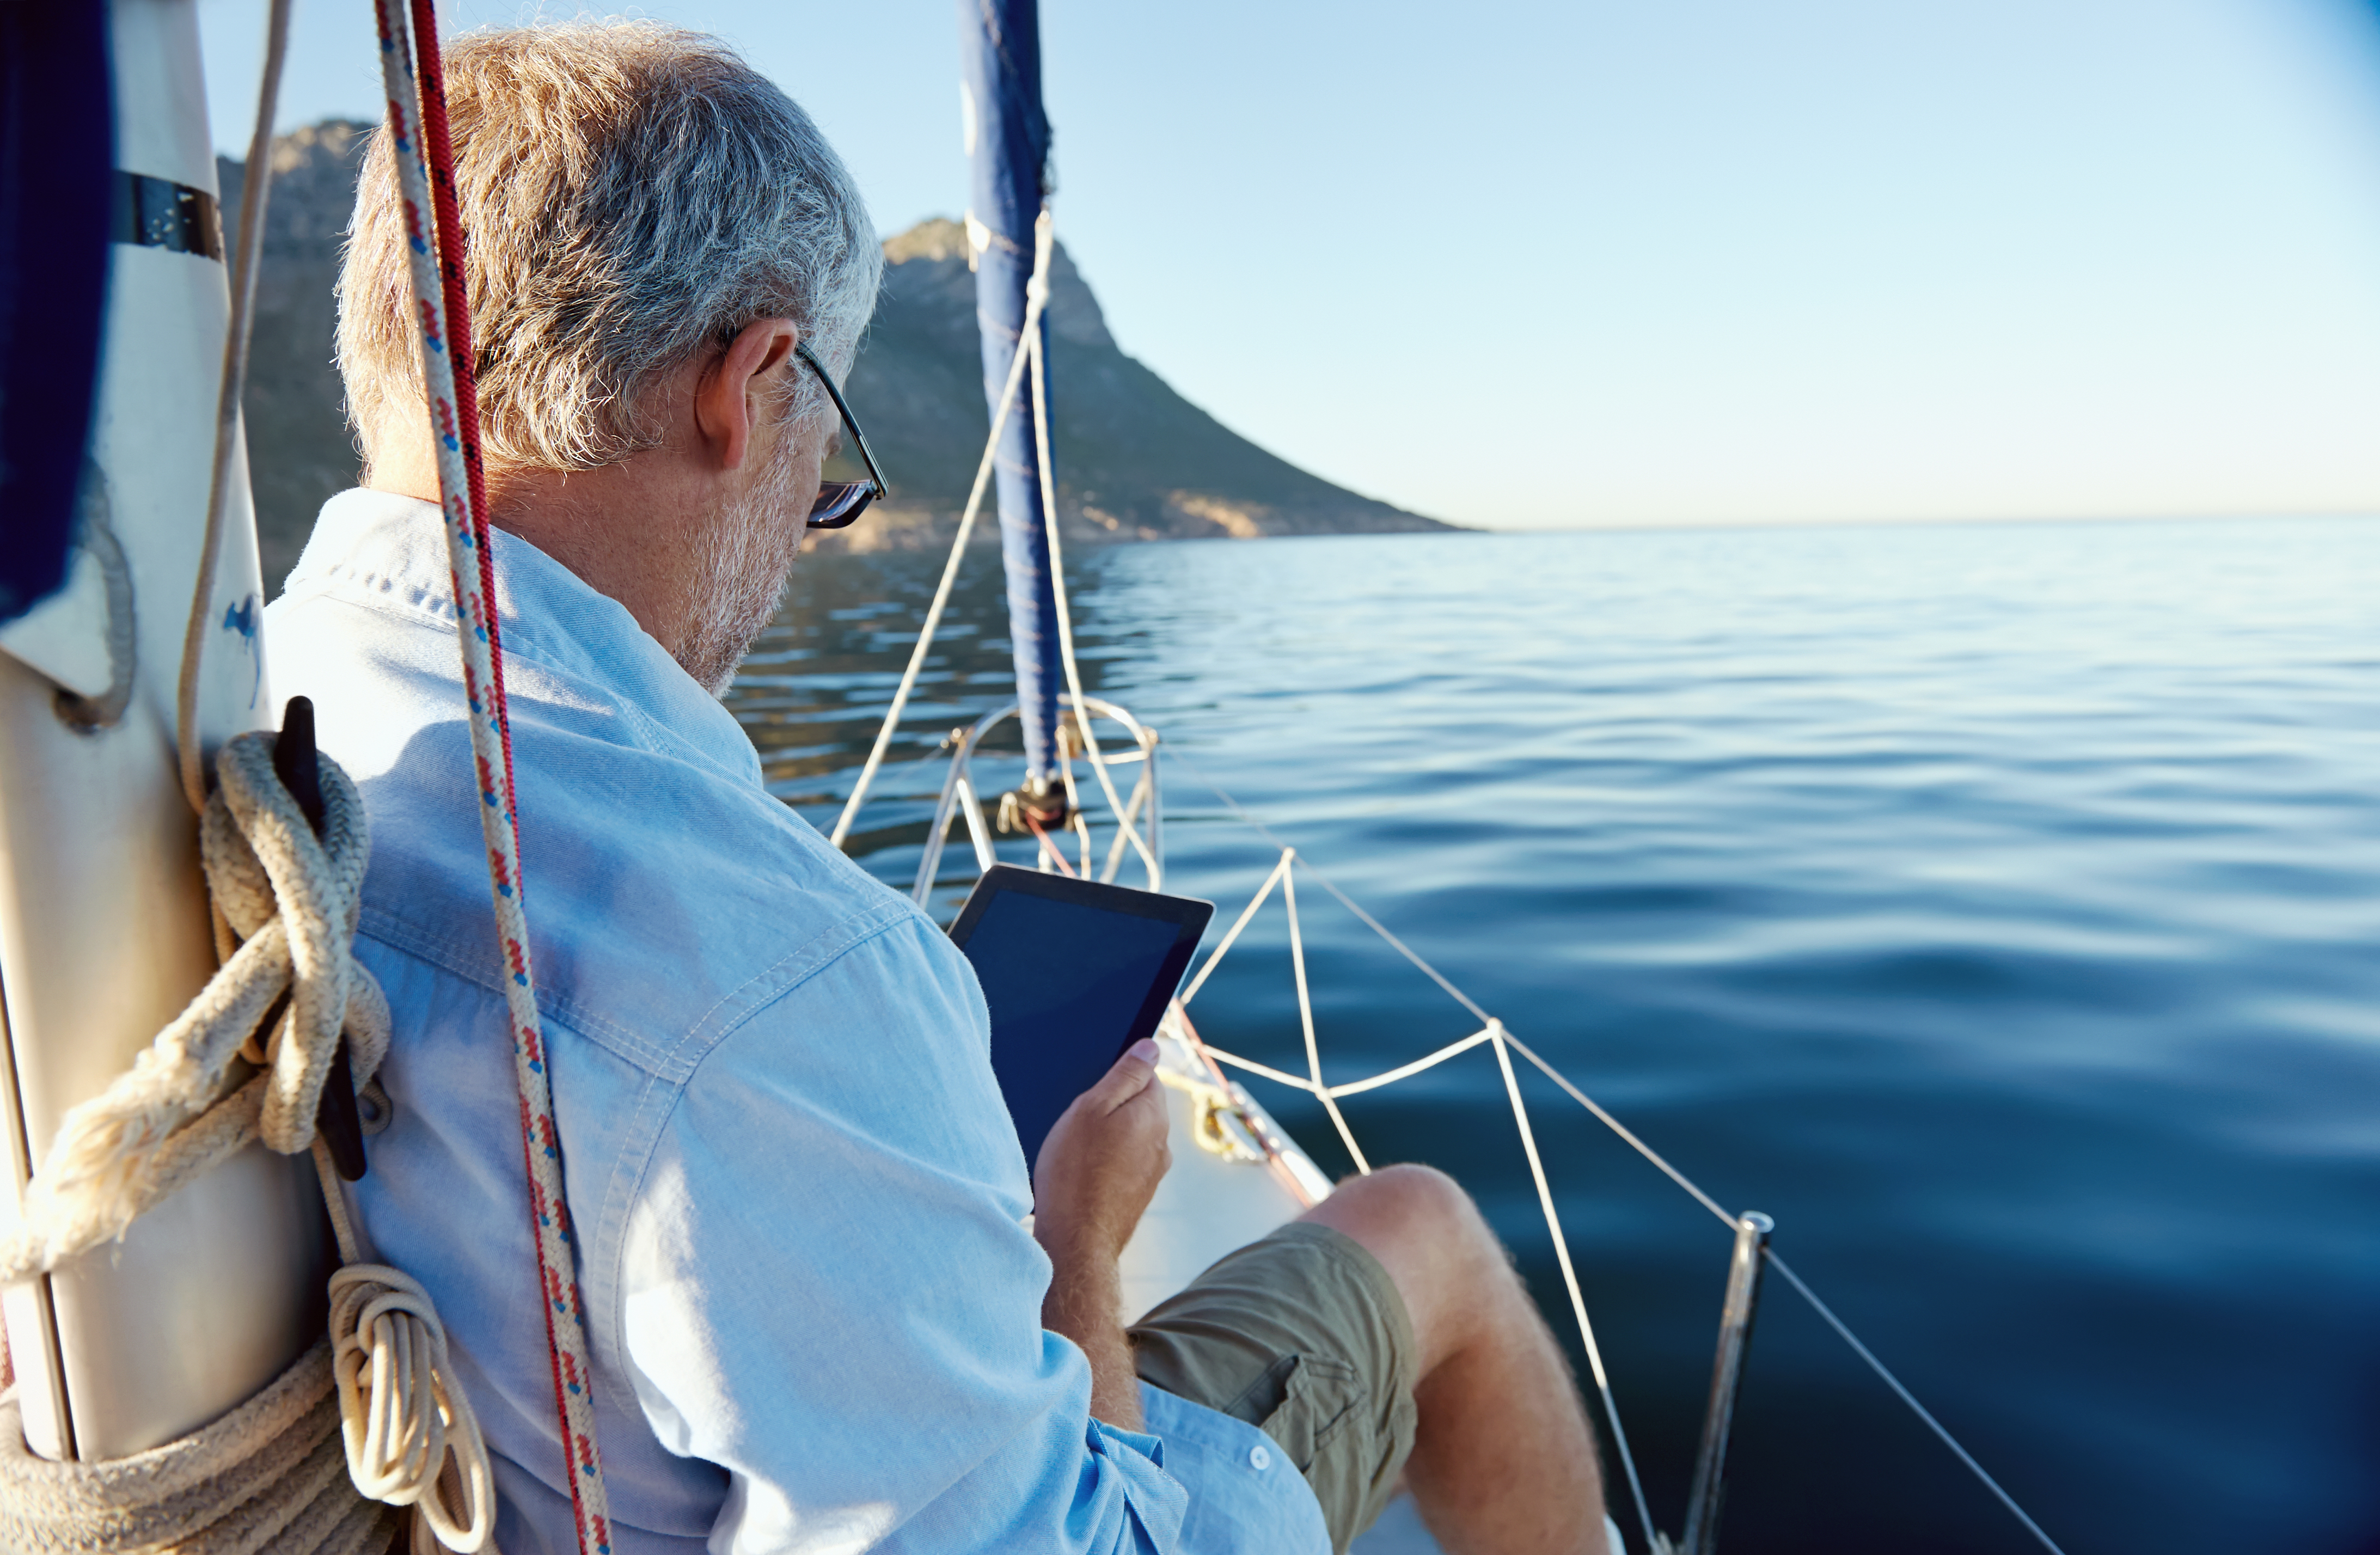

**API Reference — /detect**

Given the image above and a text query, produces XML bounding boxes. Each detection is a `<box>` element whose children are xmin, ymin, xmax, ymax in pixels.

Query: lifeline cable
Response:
<box><xmin>1161</xmin><ymin>744</ymin><xmax>2069</xmax><ymax>1555</ymax></box>
<box><xmin>371</xmin><ymin>5</ymin><xmax>612</xmax><ymax>1552</ymax></box>
<box><xmin>805</xmin><ymin>136</ymin><xmax>2069</xmax><ymax>1555</ymax></box>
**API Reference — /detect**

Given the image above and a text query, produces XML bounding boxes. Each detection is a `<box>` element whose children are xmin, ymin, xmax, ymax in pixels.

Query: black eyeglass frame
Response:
<box><xmin>795</xmin><ymin>341</ymin><xmax>888</xmax><ymax>530</ymax></box>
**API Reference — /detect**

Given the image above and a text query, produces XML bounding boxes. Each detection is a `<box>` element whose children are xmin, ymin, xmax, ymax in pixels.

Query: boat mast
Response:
<box><xmin>959</xmin><ymin>0</ymin><xmax>1065</xmax><ymax>800</ymax></box>
<box><xmin>0</xmin><ymin>0</ymin><xmax>312</xmax><ymax>1461</ymax></box>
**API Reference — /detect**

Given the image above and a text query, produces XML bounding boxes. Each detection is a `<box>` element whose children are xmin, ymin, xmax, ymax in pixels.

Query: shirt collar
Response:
<box><xmin>287</xmin><ymin>487</ymin><xmax>763</xmax><ymax>785</ymax></box>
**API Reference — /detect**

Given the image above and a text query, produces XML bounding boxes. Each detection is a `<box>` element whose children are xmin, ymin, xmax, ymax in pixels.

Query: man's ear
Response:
<box><xmin>695</xmin><ymin>318</ymin><xmax>800</xmax><ymax>472</ymax></box>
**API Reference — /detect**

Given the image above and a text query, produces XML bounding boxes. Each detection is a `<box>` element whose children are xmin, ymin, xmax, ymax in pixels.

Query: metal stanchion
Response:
<box><xmin>1680</xmin><ymin>1211</ymin><xmax>1774</xmax><ymax>1555</ymax></box>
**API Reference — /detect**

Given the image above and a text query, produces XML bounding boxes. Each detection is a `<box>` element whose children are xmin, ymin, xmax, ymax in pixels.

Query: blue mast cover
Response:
<box><xmin>959</xmin><ymin>0</ymin><xmax>1063</xmax><ymax>782</ymax></box>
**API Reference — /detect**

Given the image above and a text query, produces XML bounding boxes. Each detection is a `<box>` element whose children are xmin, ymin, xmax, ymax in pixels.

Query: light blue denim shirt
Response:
<box><xmin>267</xmin><ymin>491</ymin><xmax>1330</xmax><ymax>1555</ymax></box>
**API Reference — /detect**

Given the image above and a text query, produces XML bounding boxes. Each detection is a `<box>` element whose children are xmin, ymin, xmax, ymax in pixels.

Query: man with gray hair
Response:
<box><xmin>273</xmin><ymin>21</ymin><xmax>1610</xmax><ymax>1555</ymax></box>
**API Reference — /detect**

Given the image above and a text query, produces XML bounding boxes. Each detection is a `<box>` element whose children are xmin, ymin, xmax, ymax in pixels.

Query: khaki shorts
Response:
<box><xmin>1130</xmin><ymin>1222</ymin><xmax>1418</xmax><ymax>1553</ymax></box>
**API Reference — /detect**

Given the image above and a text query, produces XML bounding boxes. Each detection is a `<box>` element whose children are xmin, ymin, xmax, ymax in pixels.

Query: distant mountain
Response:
<box><xmin>222</xmin><ymin>124</ymin><xmax>1451</xmax><ymax>588</ymax></box>
<box><xmin>836</xmin><ymin>218</ymin><xmax>1450</xmax><ymax>550</ymax></box>
<box><xmin>219</xmin><ymin>122</ymin><xmax>371</xmax><ymax>592</ymax></box>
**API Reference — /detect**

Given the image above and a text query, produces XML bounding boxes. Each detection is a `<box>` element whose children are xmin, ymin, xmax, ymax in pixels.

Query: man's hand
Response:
<box><xmin>1032</xmin><ymin>1038</ymin><xmax>1171</xmax><ymax>1429</ymax></box>
<box><xmin>1033</xmin><ymin>1038</ymin><xmax>1171</xmax><ymax>1257</ymax></box>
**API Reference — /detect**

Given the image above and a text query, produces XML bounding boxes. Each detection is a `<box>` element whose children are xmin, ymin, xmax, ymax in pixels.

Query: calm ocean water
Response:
<box><xmin>727</xmin><ymin>516</ymin><xmax>2380</xmax><ymax>1555</ymax></box>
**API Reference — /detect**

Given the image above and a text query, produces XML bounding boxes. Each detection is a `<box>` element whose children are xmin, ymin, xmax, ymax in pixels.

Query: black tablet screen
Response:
<box><xmin>951</xmin><ymin>868</ymin><xmax>1210</xmax><ymax>1171</ymax></box>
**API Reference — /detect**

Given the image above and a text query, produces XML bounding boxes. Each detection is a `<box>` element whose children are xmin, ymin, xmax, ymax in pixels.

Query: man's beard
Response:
<box><xmin>676</xmin><ymin>439</ymin><xmax>810</xmax><ymax>697</ymax></box>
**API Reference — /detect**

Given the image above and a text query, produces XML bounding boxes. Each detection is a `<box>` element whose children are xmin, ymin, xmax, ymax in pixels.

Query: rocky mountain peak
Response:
<box><xmin>223</xmin><ymin>123</ymin><xmax>1447</xmax><ymax>585</ymax></box>
<box><xmin>882</xmin><ymin>216</ymin><xmax>968</xmax><ymax>265</ymax></box>
<box><xmin>874</xmin><ymin>216</ymin><xmax>1117</xmax><ymax>353</ymax></box>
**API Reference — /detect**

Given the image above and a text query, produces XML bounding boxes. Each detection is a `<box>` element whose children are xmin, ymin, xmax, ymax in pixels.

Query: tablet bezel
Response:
<box><xmin>948</xmin><ymin>864</ymin><xmax>1215</xmax><ymax>1091</ymax></box>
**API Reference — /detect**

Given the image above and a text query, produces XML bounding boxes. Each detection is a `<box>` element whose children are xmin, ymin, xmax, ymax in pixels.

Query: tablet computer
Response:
<box><xmin>949</xmin><ymin>865</ymin><xmax>1214</xmax><ymax>1170</ymax></box>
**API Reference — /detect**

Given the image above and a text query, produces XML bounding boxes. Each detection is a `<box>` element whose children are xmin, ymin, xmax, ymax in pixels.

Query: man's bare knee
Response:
<box><xmin>1301</xmin><ymin>1164</ymin><xmax>1513</xmax><ymax>1370</ymax></box>
<box><xmin>1305</xmin><ymin>1170</ymin><xmax>1605</xmax><ymax>1547</ymax></box>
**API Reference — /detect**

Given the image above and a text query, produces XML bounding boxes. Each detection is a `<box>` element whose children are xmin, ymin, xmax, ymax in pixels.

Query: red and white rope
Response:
<box><xmin>370</xmin><ymin>5</ymin><xmax>611</xmax><ymax>1551</ymax></box>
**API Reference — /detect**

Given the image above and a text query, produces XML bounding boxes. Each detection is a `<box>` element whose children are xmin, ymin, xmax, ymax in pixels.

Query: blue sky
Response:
<box><xmin>200</xmin><ymin>0</ymin><xmax>2380</xmax><ymax>530</ymax></box>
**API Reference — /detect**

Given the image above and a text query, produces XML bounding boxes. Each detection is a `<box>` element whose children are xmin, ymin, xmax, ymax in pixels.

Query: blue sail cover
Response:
<box><xmin>0</xmin><ymin>3</ymin><xmax>112</xmax><ymax>622</ymax></box>
<box><xmin>960</xmin><ymin>0</ymin><xmax>1063</xmax><ymax>782</ymax></box>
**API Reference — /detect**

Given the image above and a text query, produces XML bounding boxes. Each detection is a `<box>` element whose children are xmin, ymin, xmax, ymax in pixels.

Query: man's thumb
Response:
<box><xmin>1093</xmin><ymin>1038</ymin><xmax>1162</xmax><ymax>1108</ymax></box>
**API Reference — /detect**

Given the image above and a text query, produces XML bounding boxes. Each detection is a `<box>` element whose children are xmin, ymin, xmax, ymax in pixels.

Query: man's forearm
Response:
<box><xmin>1031</xmin><ymin>1039</ymin><xmax>1169</xmax><ymax>1434</ymax></box>
<box><xmin>1042</xmin><ymin>1239</ymin><xmax>1144</xmax><ymax>1432</ymax></box>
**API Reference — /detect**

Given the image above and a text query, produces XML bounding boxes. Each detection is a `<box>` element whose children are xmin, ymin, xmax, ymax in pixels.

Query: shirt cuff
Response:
<box><xmin>1087</xmin><ymin>1416</ymin><xmax>1189</xmax><ymax>1551</ymax></box>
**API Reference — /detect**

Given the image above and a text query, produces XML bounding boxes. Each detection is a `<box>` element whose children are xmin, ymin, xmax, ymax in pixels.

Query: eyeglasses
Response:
<box><xmin>795</xmin><ymin>341</ymin><xmax>888</xmax><ymax>530</ymax></box>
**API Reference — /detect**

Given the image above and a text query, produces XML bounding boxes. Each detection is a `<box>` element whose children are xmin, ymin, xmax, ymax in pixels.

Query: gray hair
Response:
<box><xmin>339</xmin><ymin>21</ymin><xmax>880</xmax><ymax>471</ymax></box>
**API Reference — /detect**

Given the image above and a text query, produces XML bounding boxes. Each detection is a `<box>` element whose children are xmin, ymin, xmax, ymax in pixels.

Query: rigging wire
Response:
<box><xmin>818</xmin><ymin>201</ymin><xmax>2069</xmax><ymax>1555</ymax></box>
<box><xmin>1493</xmin><ymin>1026</ymin><xmax>1659</xmax><ymax>1554</ymax></box>
<box><xmin>1281</xmin><ymin>861</ymin><xmax>1369</xmax><ymax>1176</ymax></box>
<box><xmin>178</xmin><ymin>0</ymin><xmax>293</xmax><ymax>813</ymax></box>
<box><xmin>1165</xmin><ymin>745</ymin><xmax>1742</xmax><ymax>1228</ymax></box>
<box><xmin>1502</xmin><ymin>1033</ymin><xmax>1735</xmax><ymax>1230</ymax></box>
<box><xmin>1158</xmin><ymin>742</ymin><xmax>2069</xmax><ymax>1554</ymax></box>
<box><xmin>1021</xmin><ymin>212</ymin><xmax>1159</xmax><ymax>886</ymax></box>
<box><xmin>827</xmin><ymin>218</ymin><xmax>1059</xmax><ymax>849</ymax></box>
<box><xmin>1763</xmin><ymin>1252</ymin><xmax>2069</xmax><ymax>1555</ymax></box>
<box><xmin>1160</xmin><ymin>751</ymin><xmax>1496</xmax><ymax>1027</ymax></box>
<box><xmin>1178</xmin><ymin>850</ymin><xmax>1294</xmax><ymax>1006</ymax></box>
<box><xmin>1191</xmin><ymin>1015</ymin><xmax>1496</xmax><ymax>1100</ymax></box>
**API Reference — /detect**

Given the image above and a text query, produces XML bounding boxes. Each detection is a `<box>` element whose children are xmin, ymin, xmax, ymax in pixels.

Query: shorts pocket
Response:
<box><xmin>1232</xmin><ymin>1352</ymin><xmax>1367</xmax><ymax>1475</ymax></box>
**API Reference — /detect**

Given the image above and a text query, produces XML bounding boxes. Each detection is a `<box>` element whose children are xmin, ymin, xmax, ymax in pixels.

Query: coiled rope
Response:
<box><xmin>0</xmin><ymin>733</ymin><xmax>386</xmax><ymax>1276</ymax></box>
<box><xmin>318</xmin><ymin>1159</ymin><xmax>493</xmax><ymax>1555</ymax></box>
<box><xmin>0</xmin><ymin>1339</ymin><xmax>390</xmax><ymax>1555</ymax></box>
<box><xmin>0</xmin><ymin>731</ymin><xmax>492</xmax><ymax>1552</ymax></box>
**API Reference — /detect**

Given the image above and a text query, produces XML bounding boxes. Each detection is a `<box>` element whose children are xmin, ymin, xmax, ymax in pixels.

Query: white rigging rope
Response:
<box><xmin>1492</xmin><ymin>1026</ymin><xmax>1659</xmax><ymax>1554</ymax></box>
<box><xmin>828</xmin><ymin>206</ymin><xmax>1163</xmax><ymax>887</ymax></box>
<box><xmin>1166</xmin><ymin>749</ymin><xmax>1742</xmax><ymax>1227</ymax></box>
<box><xmin>178</xmin><ymin>0</ymin><xmax>292</xmax><ymax>814</ymax></box>
<box><xmin>1178</xmin><ymin>850</ymin><xmax>1293</xmax><ymax>1006</ymax></box>
<box><xmin>1761</xmin><ymin>1253</ymin><xmax>2069</xmax><ymax>1555</ymax></box>
<box><xmin>827</xmin><ymin>213</ymin><xmax>1057</xmax><ymax>849</ymax></box>
<box><xmin>1281</xmin><ymin>860</ymin><xmax>1368</xmax><ymax>1175</ymax></box>
<box><xmin>1159</xmin><ymin>743</ymin><xmax>2070</xmax><ymax>1555</ymax></box>
<box><xmin>1020</xmin><ymin>216</ymin><xmax>1158</xmax><ymax>886</ymax></box>
<box><xmin>809</xmin><ymin>197</ymin><xmax>2065</xmax><ymax>1555</ymax></box>
<box><xmin>1170</xmin><ymin>846</ymin><xmax>1654</xmax><ymax>1548</ymax></box>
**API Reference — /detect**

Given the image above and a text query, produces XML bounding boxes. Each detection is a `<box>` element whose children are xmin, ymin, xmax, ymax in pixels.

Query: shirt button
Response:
<box><xmin>1249</xmin><ymin>1445</ymin><xmax>1272</xmax><ymax>1471</ymax></box>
